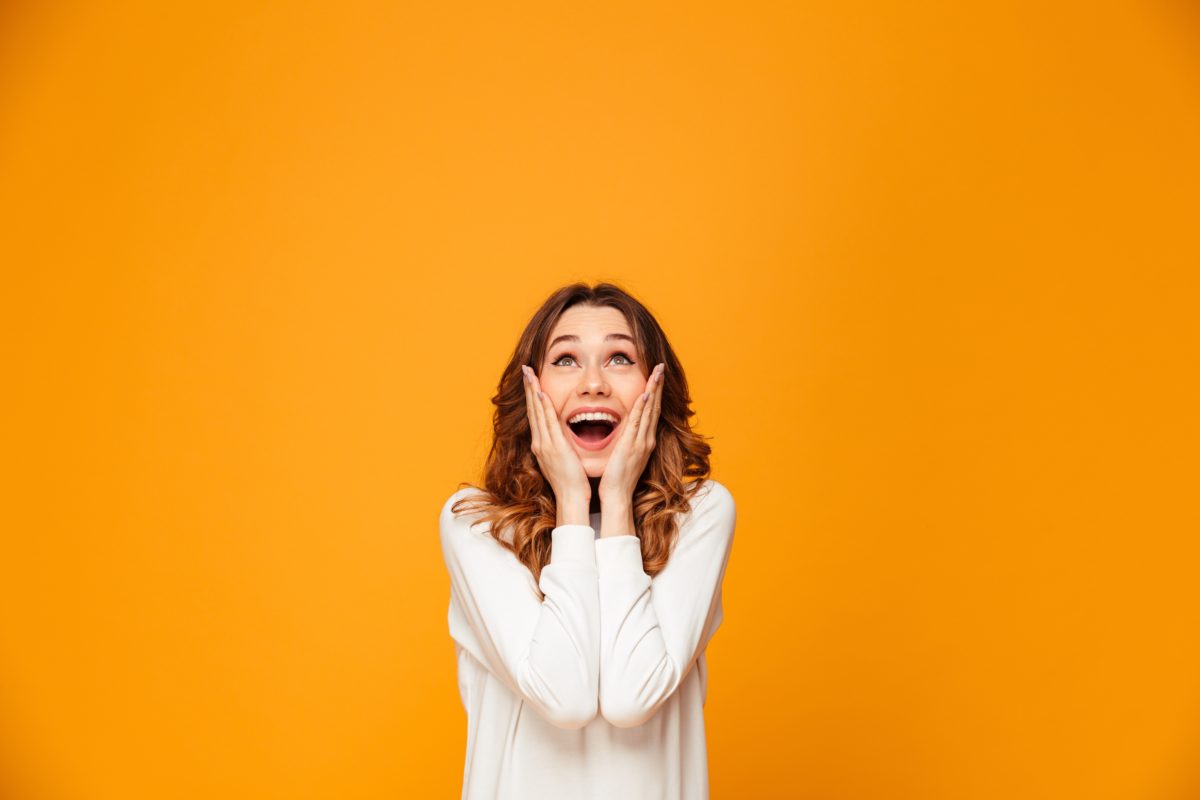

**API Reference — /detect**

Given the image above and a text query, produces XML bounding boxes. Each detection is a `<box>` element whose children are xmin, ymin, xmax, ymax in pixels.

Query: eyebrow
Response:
<box><xmin>547</xmin><ymin>333</ymin><xmax>637</xmax><ymax>350</ymax></box>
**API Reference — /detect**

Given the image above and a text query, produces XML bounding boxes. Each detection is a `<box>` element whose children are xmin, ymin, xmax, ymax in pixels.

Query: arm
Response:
<box><xmin>594</xmin><ymin>480</ymin><xmax>737</xmax><ymax>728</ymax></box>
<box><xmin>440</xmin><ymin>489</ymin><xmax>600</xmax><ymax>729</ymax></box>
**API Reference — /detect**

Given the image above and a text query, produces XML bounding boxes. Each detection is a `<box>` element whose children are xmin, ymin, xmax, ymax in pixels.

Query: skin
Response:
<box><xmin>520</xmin><ymin>304</ymin><xmax>665</xmax><ymax>538</ymax></box>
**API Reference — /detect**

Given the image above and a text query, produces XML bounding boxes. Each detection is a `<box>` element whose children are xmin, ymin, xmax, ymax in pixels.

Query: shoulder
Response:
<box><xmin>439</xmin><ymin>486</ymin><xmax>490</xmax><ymax>542</ymax></box>
<box><xmin>440</xmin><ymin>485</ymin><xmax>486</xmax><ymax>517</ymax></box>
<box><xmin>676</xmin><ymin>478</ymin><xmax>736</xmax><ymax>543</ymax></box>
<box><xmin>687</xmin><ymin>478</ymin><xmax>736</xmax><ymax>520</ymax></box>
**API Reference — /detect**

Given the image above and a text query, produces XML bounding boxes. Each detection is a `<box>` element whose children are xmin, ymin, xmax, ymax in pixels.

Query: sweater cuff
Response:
<box><xmin>550</xmin><ymin>524</ymin><xmax>597</xmax><ymax>564</ymax></box>
<box><xmin>595</xmin><ymin>535</ymin><xmax>647</xmax><ymax>575</ymax></box>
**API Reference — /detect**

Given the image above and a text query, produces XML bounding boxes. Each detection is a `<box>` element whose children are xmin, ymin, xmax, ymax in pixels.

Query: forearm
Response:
<box><xmin>442</xmin><ymin>489</ymin><xmax>601</xmax><ymax>729</ymax></box>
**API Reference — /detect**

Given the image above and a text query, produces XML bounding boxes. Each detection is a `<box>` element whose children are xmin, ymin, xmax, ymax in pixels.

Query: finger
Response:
<box><xmin>526</xmin><ymin>368</ymin><xmax>571</xmax><ymax>452</ymax></box>
<box><xmin>523</xmin><ymin>365</ymin><xmax>546</xmax><ymax>452</ymax></box>
<box><xmin>638</xmin><ymin>363</ymin><xmax>664</xmax><ymax>449</ymax></box>
<box><xmin>632</xmin><ymin>366</ymin><xmax>657</xmax><ymax>448</ymax></box>
<box><xmin>529</xmin><ymin>365</ymin><xmax>560</xmax><ymax>452</ymax></box>
<box><xmin>622</xmin><ymin>387</ymin><xmax>649</xmax><ymax>449</ymax></box>
<box><xmin>521</xmin><ymin>366</ymin><xmax>536</xmax><ymax>450</ymax></box>
<box><xmin>544</xmin><ymin>397</ymin><xmax>573</xmax><ymax>451</ymax></box>
<box><xmin>650</xmin><ymin>363</ymin><xmax>664</xmax><ymax>437</ymax></box>
<box><xmin>532</xmin><ymin>371</ymin><xmax>564</xmax><ymax>448</ymax></box>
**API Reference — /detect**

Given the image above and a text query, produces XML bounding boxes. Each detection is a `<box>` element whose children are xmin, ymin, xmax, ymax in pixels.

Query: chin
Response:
<box><xmin>580</xmin><ymin>454</ymin><xmax>609</xmax><ymax>477</ymax></box>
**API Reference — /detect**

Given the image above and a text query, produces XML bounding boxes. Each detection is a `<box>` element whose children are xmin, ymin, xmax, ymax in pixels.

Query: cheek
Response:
<box><xmin>625</xmin><ymin>383</ymin><xmax>650</xmax><ymax>409</ymax></box>
<box><xmin>544</xmin><ymin>390</ymin><xmax>568</xmax><ymax>420</ymax></box>
<box><xmin>532</xmin><ymin>376</ymin><xmax>556</xmax><ymax>403</ymax></box>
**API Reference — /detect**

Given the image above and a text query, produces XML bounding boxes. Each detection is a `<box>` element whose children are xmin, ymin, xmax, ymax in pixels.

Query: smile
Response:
<box><xmin>565</xmin><ymin>419</ymin><xmax>618</xmax><ymax>451</ymax></box>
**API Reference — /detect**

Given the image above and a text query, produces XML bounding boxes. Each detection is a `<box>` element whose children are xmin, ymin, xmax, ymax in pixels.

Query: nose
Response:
<box><xmin>576</xmin><ymin>362</ymin><xmax>610</xmax><ymax>396</ymax></box>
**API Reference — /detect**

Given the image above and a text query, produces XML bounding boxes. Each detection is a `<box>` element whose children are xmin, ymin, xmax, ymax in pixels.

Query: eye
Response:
<box><xmin>550</xmin><ymin>351</ymin><xmax>638</xmax><ymax>367</ymax></box>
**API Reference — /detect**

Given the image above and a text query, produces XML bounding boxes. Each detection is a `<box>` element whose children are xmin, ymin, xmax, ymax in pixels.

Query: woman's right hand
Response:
<box><xmin>522</xmin><ymin>364</ymin><xmax>592</xmax><ymax>524</ymax></box>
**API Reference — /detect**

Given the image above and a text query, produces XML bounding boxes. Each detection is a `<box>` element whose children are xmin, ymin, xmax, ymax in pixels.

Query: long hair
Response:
<box><xmin>451</xmin><ymin>281</ymin><xmax>713</xmax><ymax>589</ymax></box>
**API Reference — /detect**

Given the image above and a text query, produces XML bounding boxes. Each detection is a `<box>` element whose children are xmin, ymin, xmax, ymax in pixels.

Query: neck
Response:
<box><xmin>588</xmin><ymin>477</ymin><xmax>602</xmax><ymax>513</ymax></box>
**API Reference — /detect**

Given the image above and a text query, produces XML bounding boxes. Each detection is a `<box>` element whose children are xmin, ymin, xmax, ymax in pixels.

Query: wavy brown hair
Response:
<box><xmin>451</xmin><ymin>281</ymin><xmax>714</xmax><ymax>590</ymax></box>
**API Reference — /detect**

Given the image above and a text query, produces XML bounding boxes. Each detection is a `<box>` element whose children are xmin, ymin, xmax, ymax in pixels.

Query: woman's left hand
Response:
<box><xmin>598</xmin><ymin>362</ymin><xmax>665</xmax><ymax>502</ymax></box>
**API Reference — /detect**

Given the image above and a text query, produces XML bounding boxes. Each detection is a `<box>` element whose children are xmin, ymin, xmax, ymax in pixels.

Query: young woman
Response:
<box><xmin>439</xmin><ymin>281</ymin><xmax>737</xmax><ymax>799</ymax></box>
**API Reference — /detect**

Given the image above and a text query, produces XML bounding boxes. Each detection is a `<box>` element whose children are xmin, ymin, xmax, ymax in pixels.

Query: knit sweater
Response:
<box><xmin>439</xmin><ymin>478</ymin><xmax>736</xmax><ymax>800</ymax></box>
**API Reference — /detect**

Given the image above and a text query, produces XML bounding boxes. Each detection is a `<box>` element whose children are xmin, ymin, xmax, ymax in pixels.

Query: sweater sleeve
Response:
<box><xmin>594</xmin><ymin>479</ymin><xmax>737</xmax><ymax>728</ymax></box>
<box><xmin>439</xmin><ymin>489</ymin><xmax>600</xmax><ymax>730</ymax></box>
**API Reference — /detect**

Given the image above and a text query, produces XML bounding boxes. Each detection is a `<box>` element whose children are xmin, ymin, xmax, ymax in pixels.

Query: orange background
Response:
<box><xmin>2</xmin><ymin>1</ymin><xmax>1199</xmax><ymax>798</ymax></box>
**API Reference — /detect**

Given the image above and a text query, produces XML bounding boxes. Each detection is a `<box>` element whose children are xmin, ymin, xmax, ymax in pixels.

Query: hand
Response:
<box><xmin>598</xmin><ymin>362</ymin><xmax>664</xmax><ymax>504</ymax></box>
<box><xmin>522</xmin><ymin>364</ymin><xmax>592</xmax><ymax>514</ymax></box>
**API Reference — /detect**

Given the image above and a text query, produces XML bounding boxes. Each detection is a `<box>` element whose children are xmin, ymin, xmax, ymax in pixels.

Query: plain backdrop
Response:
<box><xmin>1</xmin><ymin>1</ymin><xmax>1198</xmax><ymax>798</ymax></box>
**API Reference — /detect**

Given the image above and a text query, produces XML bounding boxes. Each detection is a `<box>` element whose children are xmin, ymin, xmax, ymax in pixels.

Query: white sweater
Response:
<box><xmin>439</xmin><ymin>478</ymin><xmax>736</xmax><ymax>800</ymax></box>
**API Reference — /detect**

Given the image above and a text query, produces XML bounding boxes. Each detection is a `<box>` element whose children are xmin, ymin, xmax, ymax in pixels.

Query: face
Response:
<box><xmin>538</xmin><ymin>305</ymin><xmax>651</xmax><ymax>477</ymax></box>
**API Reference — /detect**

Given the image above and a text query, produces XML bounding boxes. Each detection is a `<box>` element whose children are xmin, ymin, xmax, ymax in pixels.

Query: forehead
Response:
<box><xmin>547</xmin><ymin>305</ymin><xmax>633</xmax><ymax>344</ymax></box>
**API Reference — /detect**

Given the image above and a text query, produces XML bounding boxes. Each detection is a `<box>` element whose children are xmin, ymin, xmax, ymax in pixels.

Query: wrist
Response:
<box><xmin>556</xmin><ymin>493</ymin><xmax>591</xmax><ymax>527</ymax></box>
<box><xmin>598</xmin><ymin>487</ymin><xmax>632</xmax><ymax>506</ymax></box>
<box><xmin>599</xmin><ymin>501</ymin><xmax>636</xmax><ymax>539</ymax></box>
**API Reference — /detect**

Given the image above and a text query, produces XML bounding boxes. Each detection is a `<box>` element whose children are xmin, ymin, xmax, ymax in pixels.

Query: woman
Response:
<box><xmin>439</xmin><ymin>281</ymin><xmax>737</xmax><ymax>799</ymax></box>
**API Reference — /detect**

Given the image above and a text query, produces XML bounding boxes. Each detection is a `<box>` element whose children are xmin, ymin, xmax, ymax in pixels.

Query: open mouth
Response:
<box><xmin>567</xmin><ymin>418</ymin><xmax>618</xmax><ymax>450</ymax></box>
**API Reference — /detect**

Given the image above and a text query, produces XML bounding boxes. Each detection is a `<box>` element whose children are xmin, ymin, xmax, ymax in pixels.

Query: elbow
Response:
<box><xmin>600</xmin><ymin>659</ymin><xmax>678</xmax><ymax>728</ymax></box>
<box><xmin>541</xmin><ymin>695</ymin><xmax>598</xmax><ymax>730</ymax></box>
<box><xmin>599</xmin><ymin>689</ymin><xmax>660</xmax><ymax>729</ymax></box>
<box><xmin>520</xmin><ymin>660</ymin><xmax>599</xmax><ymax>729</ymax></box>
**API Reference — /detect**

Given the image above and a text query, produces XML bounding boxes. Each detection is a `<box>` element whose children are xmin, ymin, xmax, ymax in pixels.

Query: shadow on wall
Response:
<box><xmin>1159</xmin><ymin>0</ymin><xmax>1200</xmax><ymax>77</ymax></box>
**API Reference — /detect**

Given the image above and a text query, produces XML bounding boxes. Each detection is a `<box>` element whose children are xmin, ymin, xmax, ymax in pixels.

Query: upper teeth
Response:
<box><xmin>568</xmin><ymin>411</ymin><xmax>619</xmax><ymax>425</ymax></box>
